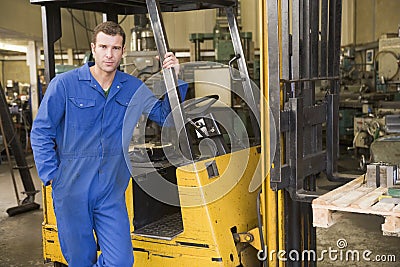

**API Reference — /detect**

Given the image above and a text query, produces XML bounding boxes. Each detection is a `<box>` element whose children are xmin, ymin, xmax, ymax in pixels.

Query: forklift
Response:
<box><xmin>31</xmin><ymin>0</ymin><xmax>346</xmax><ymax>266</ymax></box>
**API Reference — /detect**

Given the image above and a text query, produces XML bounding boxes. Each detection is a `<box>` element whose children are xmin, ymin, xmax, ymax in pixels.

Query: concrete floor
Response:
<box><xmin>0</xmin><ymin>154</ymin><xmax>52</xmax><ymax>267</ymax></box>
<box><xmin>0</xmin><ymin>152</ymin><xmax>400</xmax><ymax>266</ymax></box>
<box><xmin>0</xmin><ymin>154</ymin><xmax>52</xmax><ymax>266</ymax></box>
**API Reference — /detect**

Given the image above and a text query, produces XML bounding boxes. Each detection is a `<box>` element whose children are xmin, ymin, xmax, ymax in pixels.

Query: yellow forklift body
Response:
<box><xmin>42</xmin><ymin>147</ymin><xmax>260</xmax><ymax>266</ymax></box>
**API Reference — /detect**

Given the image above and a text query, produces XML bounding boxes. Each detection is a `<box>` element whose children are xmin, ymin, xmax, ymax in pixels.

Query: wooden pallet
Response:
<box><xmin>312</xmin><ymin>175</ymin><xmax>400</xmax><ymax>237</ymax></box>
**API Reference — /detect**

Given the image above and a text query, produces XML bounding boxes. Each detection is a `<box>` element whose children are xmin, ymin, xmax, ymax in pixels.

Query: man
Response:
<box><xmin>31</xmin><ymin>21</ymin><xmax>187</xmax><ymax>266</ymax></box>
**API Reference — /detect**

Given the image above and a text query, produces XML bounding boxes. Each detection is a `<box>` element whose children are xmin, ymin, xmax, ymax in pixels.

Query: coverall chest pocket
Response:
<box><xmin>116</xmin><ymin>97</ymin><xmax>130</xmax><ymax>107</ymax></box>
<box><xmin>68</xmin><ymin>97</ymin><xmax>96</xmax><ymax>129</ymax></box>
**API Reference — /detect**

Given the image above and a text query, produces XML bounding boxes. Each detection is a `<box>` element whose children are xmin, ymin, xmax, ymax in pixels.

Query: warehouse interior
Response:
<box><xmin>2</xmin><ymin>0</ymin><xmax>400</xmax><ymax>266</ymax></box>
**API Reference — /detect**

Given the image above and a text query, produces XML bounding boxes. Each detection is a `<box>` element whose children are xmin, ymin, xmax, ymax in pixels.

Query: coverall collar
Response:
<box><xmin>78</xmin><ymin>62</ymin><xmax>128</xmax><ymax>99</ymax></box>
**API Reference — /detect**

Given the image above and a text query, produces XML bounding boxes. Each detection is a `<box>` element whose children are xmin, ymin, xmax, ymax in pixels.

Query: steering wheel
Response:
<box><xmin>182</xmin><ymin>95</ymin><xmax>219</xmax><ymax>117</ymax></box>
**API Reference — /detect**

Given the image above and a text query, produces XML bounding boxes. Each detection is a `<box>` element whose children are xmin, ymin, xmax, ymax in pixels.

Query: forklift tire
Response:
<box><xmin>54</xmin><ymin>262</ymin><xmax>67</xmax><ymax>267</ymax></box>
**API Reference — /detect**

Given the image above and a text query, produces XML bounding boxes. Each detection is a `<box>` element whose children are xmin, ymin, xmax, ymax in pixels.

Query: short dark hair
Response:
<box><xmin>92</xmin><ymin>21</ymin><xmax>126</xmax><ymax>46</ymax></box>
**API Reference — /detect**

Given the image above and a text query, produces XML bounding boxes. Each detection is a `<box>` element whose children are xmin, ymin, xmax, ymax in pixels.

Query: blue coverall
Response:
<box><xmin>31</xmin><ymin>62</ymin><xmax>187</xmax><ymax>267</ymax></box>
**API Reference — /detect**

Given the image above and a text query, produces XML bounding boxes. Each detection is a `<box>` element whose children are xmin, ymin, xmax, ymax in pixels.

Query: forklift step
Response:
<box><xmin>133</xmin><ymin>212</ymin><xmax>183</xmax><ymax>240</ymax></box>
<box><xmin>312</xmin><ymin>175</ymin><xmax>400</xmax><ymax>237</ymax></box>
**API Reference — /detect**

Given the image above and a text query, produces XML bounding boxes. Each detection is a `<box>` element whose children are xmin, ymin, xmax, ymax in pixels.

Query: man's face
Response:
<box><xmin>91</xmin><ymin>31</ymin><xmax>125</xmax><ymax>74</ymax></box>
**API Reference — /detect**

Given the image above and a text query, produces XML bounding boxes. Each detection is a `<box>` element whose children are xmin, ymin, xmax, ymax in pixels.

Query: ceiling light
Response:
<box><xmin>0</xmin><ymin>42</ymin><xmax>27</xmax><ymax>53</ymax></box>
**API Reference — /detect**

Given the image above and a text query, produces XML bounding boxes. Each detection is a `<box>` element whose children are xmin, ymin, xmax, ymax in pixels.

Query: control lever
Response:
<box><xmin>228</xmin><ymin>54</ymin><xmax>244</xmax><ymax>81</ymax></box>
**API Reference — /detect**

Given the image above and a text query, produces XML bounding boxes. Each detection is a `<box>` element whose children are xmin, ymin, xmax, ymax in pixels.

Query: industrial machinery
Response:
<box><xmin>123</xmin><ymin>13</ymin><xmax>165</xmax><ymax>146</ymax></box>
<box><xmin>352</xmin><ymin>115</ymin><xmax>385</xmax><ymax>157</ymax></box>
<box><xmin>188</xmin><ymin>5</ymin><xmax>253</xmax><ymax>63</ymax></box>
<box><xmin>336</xmin><ymin>33</ymin><xmax>400</xmax><ymax>149</ymax></box>
<box><xmin>0</xmin><ymin>83</ymin><xmax>40</xmax><ymax>216</ymax></box>
<box><xmin>188</xmin><ymin>9</ymin><xmax>258</xmax><ymax>86</ymax></box>
<box><xmin>376</xmin><ymin>33</ymin><xmax>400</xmax><ymax>90</ymax></box>
<box><xmin>320</xmin><ymin>30</ymin><xmax>400</xmax><ymax>151</ymax></box>
<box><xmin>124</xmin><ymin>14</ymin><xmax>159</xmax><ymax>80</ymax></box>
<box><xmin>354</xmin><ymin>114</ymin><xmax>400</xmax><ymax>170</ymax></box>
<box><xmin>3</xmin><ymin>80</ymin><xmax>33</xmax><ymax>150</ymax></box>
<box><xmin>32</xmin><ymin>0</ymin><xmax>345</xmax><ymax>266</ymax></box>
<box><xmin>362</xmin><ymin>115</ymin><xmax>400</xmax><ymax>199</ymax></box>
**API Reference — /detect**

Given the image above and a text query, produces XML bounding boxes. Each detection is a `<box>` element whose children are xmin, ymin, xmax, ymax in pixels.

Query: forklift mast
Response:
<box><xmin>261</xmin><ymin>0</ymin><xmax>346</xmax><ymax>266</ymax></box>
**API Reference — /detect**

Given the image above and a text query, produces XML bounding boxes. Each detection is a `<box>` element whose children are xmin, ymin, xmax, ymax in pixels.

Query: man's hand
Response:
<box><xmin>157</xmin><ymin>52</ymin><xmax>180</xmax><ymax>76</ymax></box>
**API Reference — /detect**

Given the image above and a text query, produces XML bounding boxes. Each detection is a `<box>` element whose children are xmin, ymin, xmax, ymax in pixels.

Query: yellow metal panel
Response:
<box><xmin>259</xmin><ymin>0</ymin><xmax>286</xmax><ymax>265</ymax></box>
<box><xmin>42</xmin><ymin>184</ymin><xmax>67</xmax><ymax>264</ymax></box>
<box><xmin>133</xmin><ymin>249</ymin><xmax>225</xmax><ymax>267</ymax></box>
<box><xmin>42</xmin><ymin>226</ymin><xmax>66</xmax><ymax>264</ymax></box>
<box><xmin>277</xmin><ymin>1</ymin><xmax>286</xmax><ymax>265</ymax></box>
<box><xmin>43</xmin><ymin>185</ymin><xmax>57</xmax><ymax>226</ymax></box>
<box><xmin>132</xmin><ymin>147</ymin><xmax>261</xmax><ymax>266</ymax></box>
<box><xmin>42</xmin><ymin>149</ymin><xmax>261</xmax><ymax>266</ymax></box>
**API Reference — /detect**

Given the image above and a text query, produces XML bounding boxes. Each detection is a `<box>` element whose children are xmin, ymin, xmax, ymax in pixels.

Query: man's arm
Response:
<box><xmin>144</xmin><ymin>52</ymin><xmax>188</xmax><ymax>126</ymax></box>
<box><xmin>30</xmin><ymin>77</ymin><xmax>66</xmax><ymax>185</ymax></box>
<box><xmin>145</xmin><ymin>80</ymin><xmax>188</xmax><ymax>126</ymax></box>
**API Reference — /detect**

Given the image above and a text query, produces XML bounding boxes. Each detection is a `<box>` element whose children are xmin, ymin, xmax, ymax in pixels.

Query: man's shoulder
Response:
<box><xmin>117</xmin><ymin>71</ymin><xmax>149</xmax><ymax>95</ymax></box>
<box><xmin>118</xmin><ymin>71</ymin><xmax>143</xmax><ymax>85</ymax></box>
<box><xmin>53</xmin><ymin>66</ymin><xmax>81</xmax><ymax>81</ymax></box>
<box><xmin>46</xmin><ymin>65</ymin><xmax>86</xmax><ymax>96</ymax></box>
